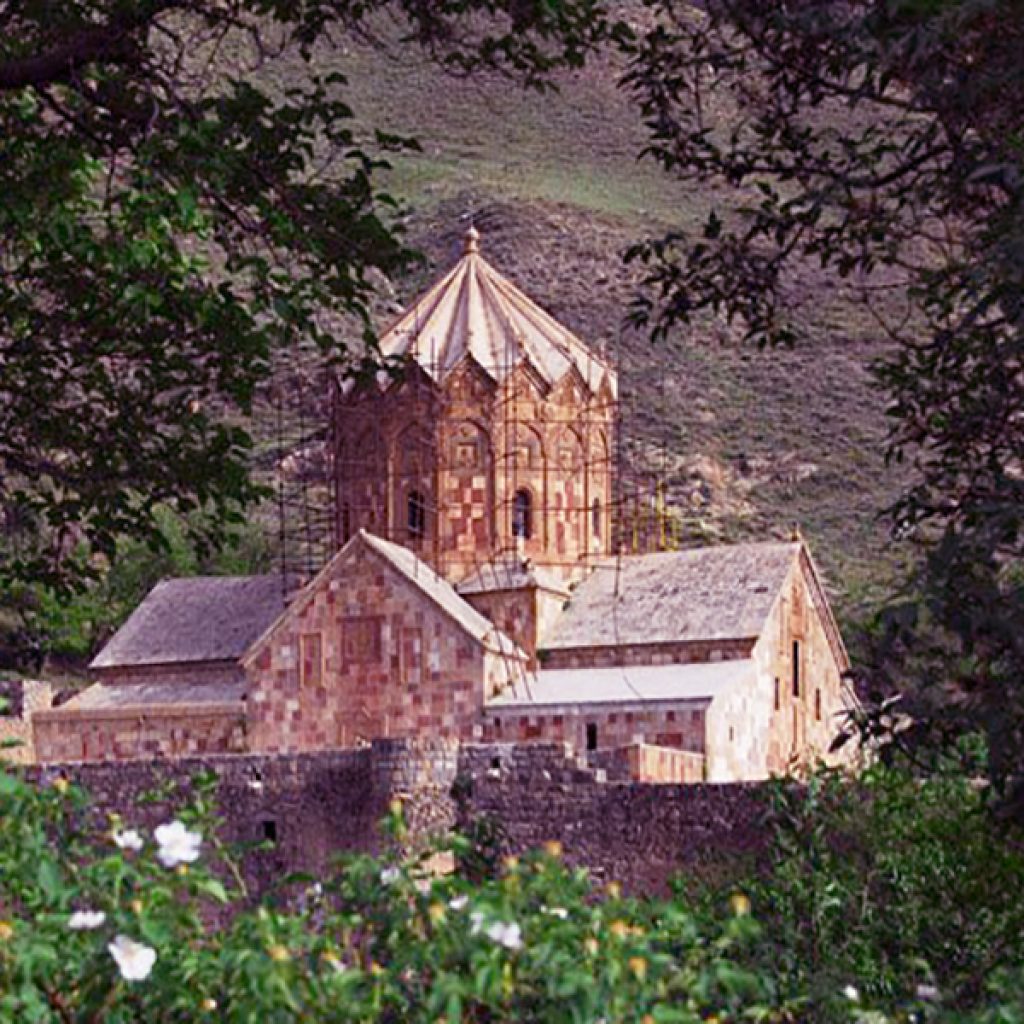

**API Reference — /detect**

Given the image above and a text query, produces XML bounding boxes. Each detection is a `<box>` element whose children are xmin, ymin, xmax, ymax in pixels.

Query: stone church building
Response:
<box><xmin>30</xmin><ymin>228</ymin><xmax>854</xmax><ymax>781</ymax></box>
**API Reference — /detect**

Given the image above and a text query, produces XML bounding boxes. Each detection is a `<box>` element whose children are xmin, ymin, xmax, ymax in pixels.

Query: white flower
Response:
<box><xmin>485</xmin><ymin>920</ymin><xmax>523</xmax><ymax>950</ymax></box>
<box><xmin>542</xmin><ymin>905</ymin><xmax>568</xmax><ymax>919</ymax></box>
<box><xmin>323</xmin><ymin>953</ymin><xmax>347</xmax><ymax>974</ymax></box>
<box><xmin>379</xmin><ymin>867</ymin><xmax>401</xmax><ymax>885</ymax></box>
<box><xmin>113</xmin><ymin>829</ymin><xmax>143</xmax><ymax>852</ymax></box>
<box><xmin>68</xmin><ymin>910</ymin><xmax>106</xmax><ymax>931</ymax></box>
<box><xmin>916</xmin><ymin>984</ymin><xmax>940</xmax><ymax>1002</ymax></box>
<box><xmin>448</xmin><ymin>895</ymin><xmax>469</xmax><ymax>911</ymax></box>
<box><xmin>469</xmin><ymin>910</ymin><xmax>485</xmax><ymax>935</ymax></box>
<box><xmin>154</xmin><ymin>820</ymin><xmax>202</xmax><ymax>868</ymax></box>
<box><xmin>843</xmin><ymin>984</ymin><xmax>860</xmax><ymax>1002</ymax></box>
<box><xmin>108</xmin><ymin>935</ymin><xmax>157</xmax><ymax>981</ymax></box>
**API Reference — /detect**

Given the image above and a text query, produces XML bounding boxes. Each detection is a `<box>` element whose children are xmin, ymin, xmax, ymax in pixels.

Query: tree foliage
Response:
<box><xmin>0</xmin><ymin>0</ymin><xmax>620</xmax><ymax>596</ymax></box>
<box><xmin>621</xmin><ymin>0</ymin><xmax>1024</xmax><ymax>799</ymax></box>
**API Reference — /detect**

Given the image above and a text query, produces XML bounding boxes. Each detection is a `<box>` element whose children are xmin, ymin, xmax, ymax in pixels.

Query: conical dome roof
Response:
<box><xmin>377</xmin><ymin>227</ymin><xmax>616</xmax><ymax>397</ymax></box>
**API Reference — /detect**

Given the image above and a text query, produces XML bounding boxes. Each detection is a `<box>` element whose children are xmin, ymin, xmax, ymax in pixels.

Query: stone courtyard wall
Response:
<box><xmin>18</xmin><ymin>740</ymin><xmax>773</xmax><ymax>898</ymax></box>
<box><xmin>455</xmin><ymin>744</ymin><xmax>770</xmax><ymax>893</ymax></box>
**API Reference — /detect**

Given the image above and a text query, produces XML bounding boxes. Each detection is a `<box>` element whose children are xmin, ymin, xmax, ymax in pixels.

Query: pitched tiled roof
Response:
<box><xmin>548</xmin><ymin>542</ymin><xmax>800</xmax><ymax>649</ymax></box>
<box><xmin>457</xmin><ymin>555</ymin><xmax>570</xmax><ymax>596</ymax></box>
<box><xmin>358</xmin><ymin>532</ymin><xmax>526</xmax><ymax>659</ymax></box>
<box><xmin>50</xmin><ymin>679</ymin><xmax>246</xmax><ymax>713</ymax></box>
<box><xmin>90</xmin><ymin>576</ymin><xmax>292</xmax><ymax>670</ymax></box>
<box><xmin>488</xmin><ymin>660</ymin><xmax>755</xmax><ymax>708</ymax></box>
<box><xmin>370</xmin><ymin>227</ymin><xmax>616</xmax><ymax>396</ymax></box>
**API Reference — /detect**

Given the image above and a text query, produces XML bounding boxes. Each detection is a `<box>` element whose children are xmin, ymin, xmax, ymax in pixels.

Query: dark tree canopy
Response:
<box><xmin>622</xmin><ymin>0</ymin><xmax>1024</xmax><ymax>798</ymax></box>
<box><xmin>0</xmin><ymin>0</ymin><xmax>621</xmax><ymax>597</ymax></box>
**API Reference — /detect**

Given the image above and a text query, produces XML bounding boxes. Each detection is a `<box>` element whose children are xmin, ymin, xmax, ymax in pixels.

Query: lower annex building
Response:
<box><xmin>30</xmin><ymin>228</ymin><xmax>855</xmax><ymax>781</ymax></box>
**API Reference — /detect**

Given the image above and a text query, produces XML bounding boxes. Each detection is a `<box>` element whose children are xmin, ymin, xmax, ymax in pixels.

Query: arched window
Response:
<box><xmin>407</xmin><ymin>490</ymin><xmax>426</xmax><ymax>540</ymax></box>
<box><xmin>592</xmin><ymin>497</ymin><xmax>602</xmax><ymax>538</ymax></box>
<box><xmin>512</xmin><ymin>488</ymin><xmax>532</xmax><ymax>540</ymax></box>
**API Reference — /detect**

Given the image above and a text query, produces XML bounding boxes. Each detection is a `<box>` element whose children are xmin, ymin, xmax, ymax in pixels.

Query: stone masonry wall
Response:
<box><xmin>245</xmin><ymin>541</ymin><xmax>503</xmax><ymax>752</ymax></box>
<box><xmin>33</xmin><ymin>706</ymin><xmax>247</xmax><ymax>764</ymax></box>
<box><xmin>0</xmin><ymin>679</ymin><xmax>53</xmax><ymax>764</ymax></box>
<box><xmin>14</xmin><ymin>740</ymin><xmax>772</xmax><ymax>899</ymax></box>
<box><xmin>455</xmin><ymin>744</ymin><xmax>771</xmax><ymax>894</ymax></box>
<box><xmin>482</xmin><ymin>702</ymin><xmax>708</xmax><ymax>755</ymax></box>
<box><xmin>590</xmin><ymin>743</ymin><xmax>706</xmax><ymax>784</ymax></box>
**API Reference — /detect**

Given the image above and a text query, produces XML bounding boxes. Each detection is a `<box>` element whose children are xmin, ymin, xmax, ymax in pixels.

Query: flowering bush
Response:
<box><xmin>0</xmin><ymin>764</ymin><xmax>1022</xmax><ymax>1023</ymax></box>
<box><xmin>0</xmin><ymin>769</ymin><xmax>785</xmax><ymax>1023</ymax></box>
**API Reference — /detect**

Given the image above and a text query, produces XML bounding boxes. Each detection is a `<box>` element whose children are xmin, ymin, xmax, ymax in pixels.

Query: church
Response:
<box><xmin>31</xmin><ymin>228</ymin><xmax>855</xmax><ymax>781</ymax></box>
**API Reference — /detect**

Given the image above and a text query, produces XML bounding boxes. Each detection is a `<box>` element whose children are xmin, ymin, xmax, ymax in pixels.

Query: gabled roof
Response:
<box><xmin>457</xmin><ymin>555</ymin><xmax>570</xmax><ymax>597</ymax></box>
<box><xmin>43</xmin><ymin>679</ymin><xmax>246</xmax><ymax>715</ymax></box>
<box><xmin>488</xmin><ymin>660</ymin><xmax>755</xmax><ymax>709</ymax></box>
<box><xmin>358</xmin><ymin>533</ymin><xmax>525</xmax><ymax>659</ymax></box>
<box><xmin>90</xmin><ymin>575</ymin><xmax>293</xmax><ymax>670</ymax></box>
<box><xmin>371</xmin><ymin>227</ymin><xmax>616</xmax><ymax>397</ymax></box>
<box><xmin>244</xmin><ymin>531</ymin><xmax>526</xmax><ymax>665</ymax></box>
<box><xmin>548</xmin><ymin>542</ymin><xmax>802</xmax><ymax>650</ymax></box>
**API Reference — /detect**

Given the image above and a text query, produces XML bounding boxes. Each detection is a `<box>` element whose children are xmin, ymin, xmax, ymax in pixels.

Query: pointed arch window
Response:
<box><xmin>512</xmin><ymin>488</ymin><xmax>533</xmax><ymax>540</ymax></box>
<box><xmin>407</xmin><ymin>490</ymin><xmax>426</xmax><ymax>540</ymax></box>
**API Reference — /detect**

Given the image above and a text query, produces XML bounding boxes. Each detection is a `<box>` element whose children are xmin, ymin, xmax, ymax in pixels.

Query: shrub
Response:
<box><xmin>2</xmin><ymin>762</ymin><xmax>1022</xmax><ymax>1022</ymax></box>
<box><xmin>686</xmin><ymin>759</ymin><xmax>1024</xmax><ymax>1023</ymax></box>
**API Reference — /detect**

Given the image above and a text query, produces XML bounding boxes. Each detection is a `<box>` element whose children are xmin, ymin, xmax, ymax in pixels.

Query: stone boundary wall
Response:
<box><xmin>455</xmin><ymin>744</ymin><xmax>772</xmax><ymax>893</ymax></box>
<box><xmin>17</xmin><ymin>740</ymin><xmax>773</xmax><ymax>898</ymax></box>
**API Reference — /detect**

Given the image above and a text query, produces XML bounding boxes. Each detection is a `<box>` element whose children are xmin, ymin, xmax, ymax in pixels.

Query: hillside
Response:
<box><xmin>282</xmin><ymin>31</ymin><xmax>913</xmax><ymax>628</ymax></box>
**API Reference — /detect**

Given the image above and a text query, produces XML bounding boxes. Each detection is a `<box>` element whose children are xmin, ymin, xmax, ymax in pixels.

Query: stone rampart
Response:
<box><xmin>454</xmin><ymin>743</ymin><xmax>771</xmax><ymax>893</ymax></box>
<box><xmin>17</xmin><ymin>740</ymin><xmax>772</xmax><ymax>897</ymax></box>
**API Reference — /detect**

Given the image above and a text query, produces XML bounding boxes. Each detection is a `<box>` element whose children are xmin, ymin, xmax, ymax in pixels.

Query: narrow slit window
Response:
<box><xmin>815</xmin><ymin>688</ymin><xmax>822</xmax><ymax>721</ymax></box>
<box><xmin>407</xmin><ymin>490</ymin><xmax>426</xmax><ymax>539</ymax></box>
<box><xmin>340</xmin><ymin>503</ymin><xmax>352</xmax><ymax>543</ymax></box>
<box><xmin>592</xmin><ymin>497</ymin><xmax>602</xmax><ymax>538</ymax></box>
<box><xmin>300</xmin><ymin>632</ymin><xmax>323</xmax><ymax>687</ymax></box>
<box><xmin>792</xmin><ymin>640</ymin><xmax>801</xmax><ymax>698</ymax></box>
<box><xmin>774</xmin><ymin>677</ymin><xmax>781</xmax><ymax>711</ymax></box>
<box><xmin>512</xmin><ymin>488</ymin><xmax>533</xmax><ymax>539</ymax></box>
<box><xmin>586</xmin><ymin>722</ymin><xmax>598</xmax><ymax>751</ymax></box>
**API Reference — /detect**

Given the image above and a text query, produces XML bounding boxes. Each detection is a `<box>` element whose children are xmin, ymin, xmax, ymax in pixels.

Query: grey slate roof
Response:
<box><xmin>548</xmin><ymin>542</ymin><xmax>800</xmax><ymax>649</ymax></box>
<box><xmin>54</xmin><ymin>679</ymin><xmax>246</xmax><ymax>713</ymax></box>
<box><xmin>356</xmin><ymin>532</ymin><xmax>527</xmax><ymax>659</ymax></box>
<box><xmin>90</xmin><ymin>575</ymin><xmax>292</xmax><ymax>670</ymax></box>
<box><xmin>488</xmin><ymin>659</ymin><xmax>755</xmax><ymax>708</ymax></box>
<box><xmin>457</xmin><ymin>556</ymin><xmax>570</xmax><ymax>596</ymax></box>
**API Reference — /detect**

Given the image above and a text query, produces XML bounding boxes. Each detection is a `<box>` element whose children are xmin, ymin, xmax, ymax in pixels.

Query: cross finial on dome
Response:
<box><xmin>464</xmin><ymin>224</ymin><xmax>480</xmax><ymax>254</ymax></box>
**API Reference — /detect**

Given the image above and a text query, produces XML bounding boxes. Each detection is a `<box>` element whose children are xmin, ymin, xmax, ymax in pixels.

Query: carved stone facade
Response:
<box><xmin>333</xmin><ymin>229</ymin><xmax>616</xmax><ymax>586</ymax></box>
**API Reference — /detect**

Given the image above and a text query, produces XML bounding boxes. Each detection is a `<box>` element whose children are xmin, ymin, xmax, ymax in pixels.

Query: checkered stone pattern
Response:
<box><xmin>333</xmin><ymin>353</ymin><xmax>615</xmax><ymax>586</ymax></box>
<box><xmin>483</xmin><ymin>703</ymin><xmax>707</xmax><ymax>754</ymax></box>
<box><xmin>33</xmin><ymin>709</ymin><xmax>246</xmax><ymax>763</ymax></box>
<box><xmin>246</xmin><ymin>543</ymin><xmax>495</xmax><ymax>753</ymax></box>
<box><xmin>463</xmin><ymin>590</ymin><xmax>539</xmax><ymax>668</ymax></box>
